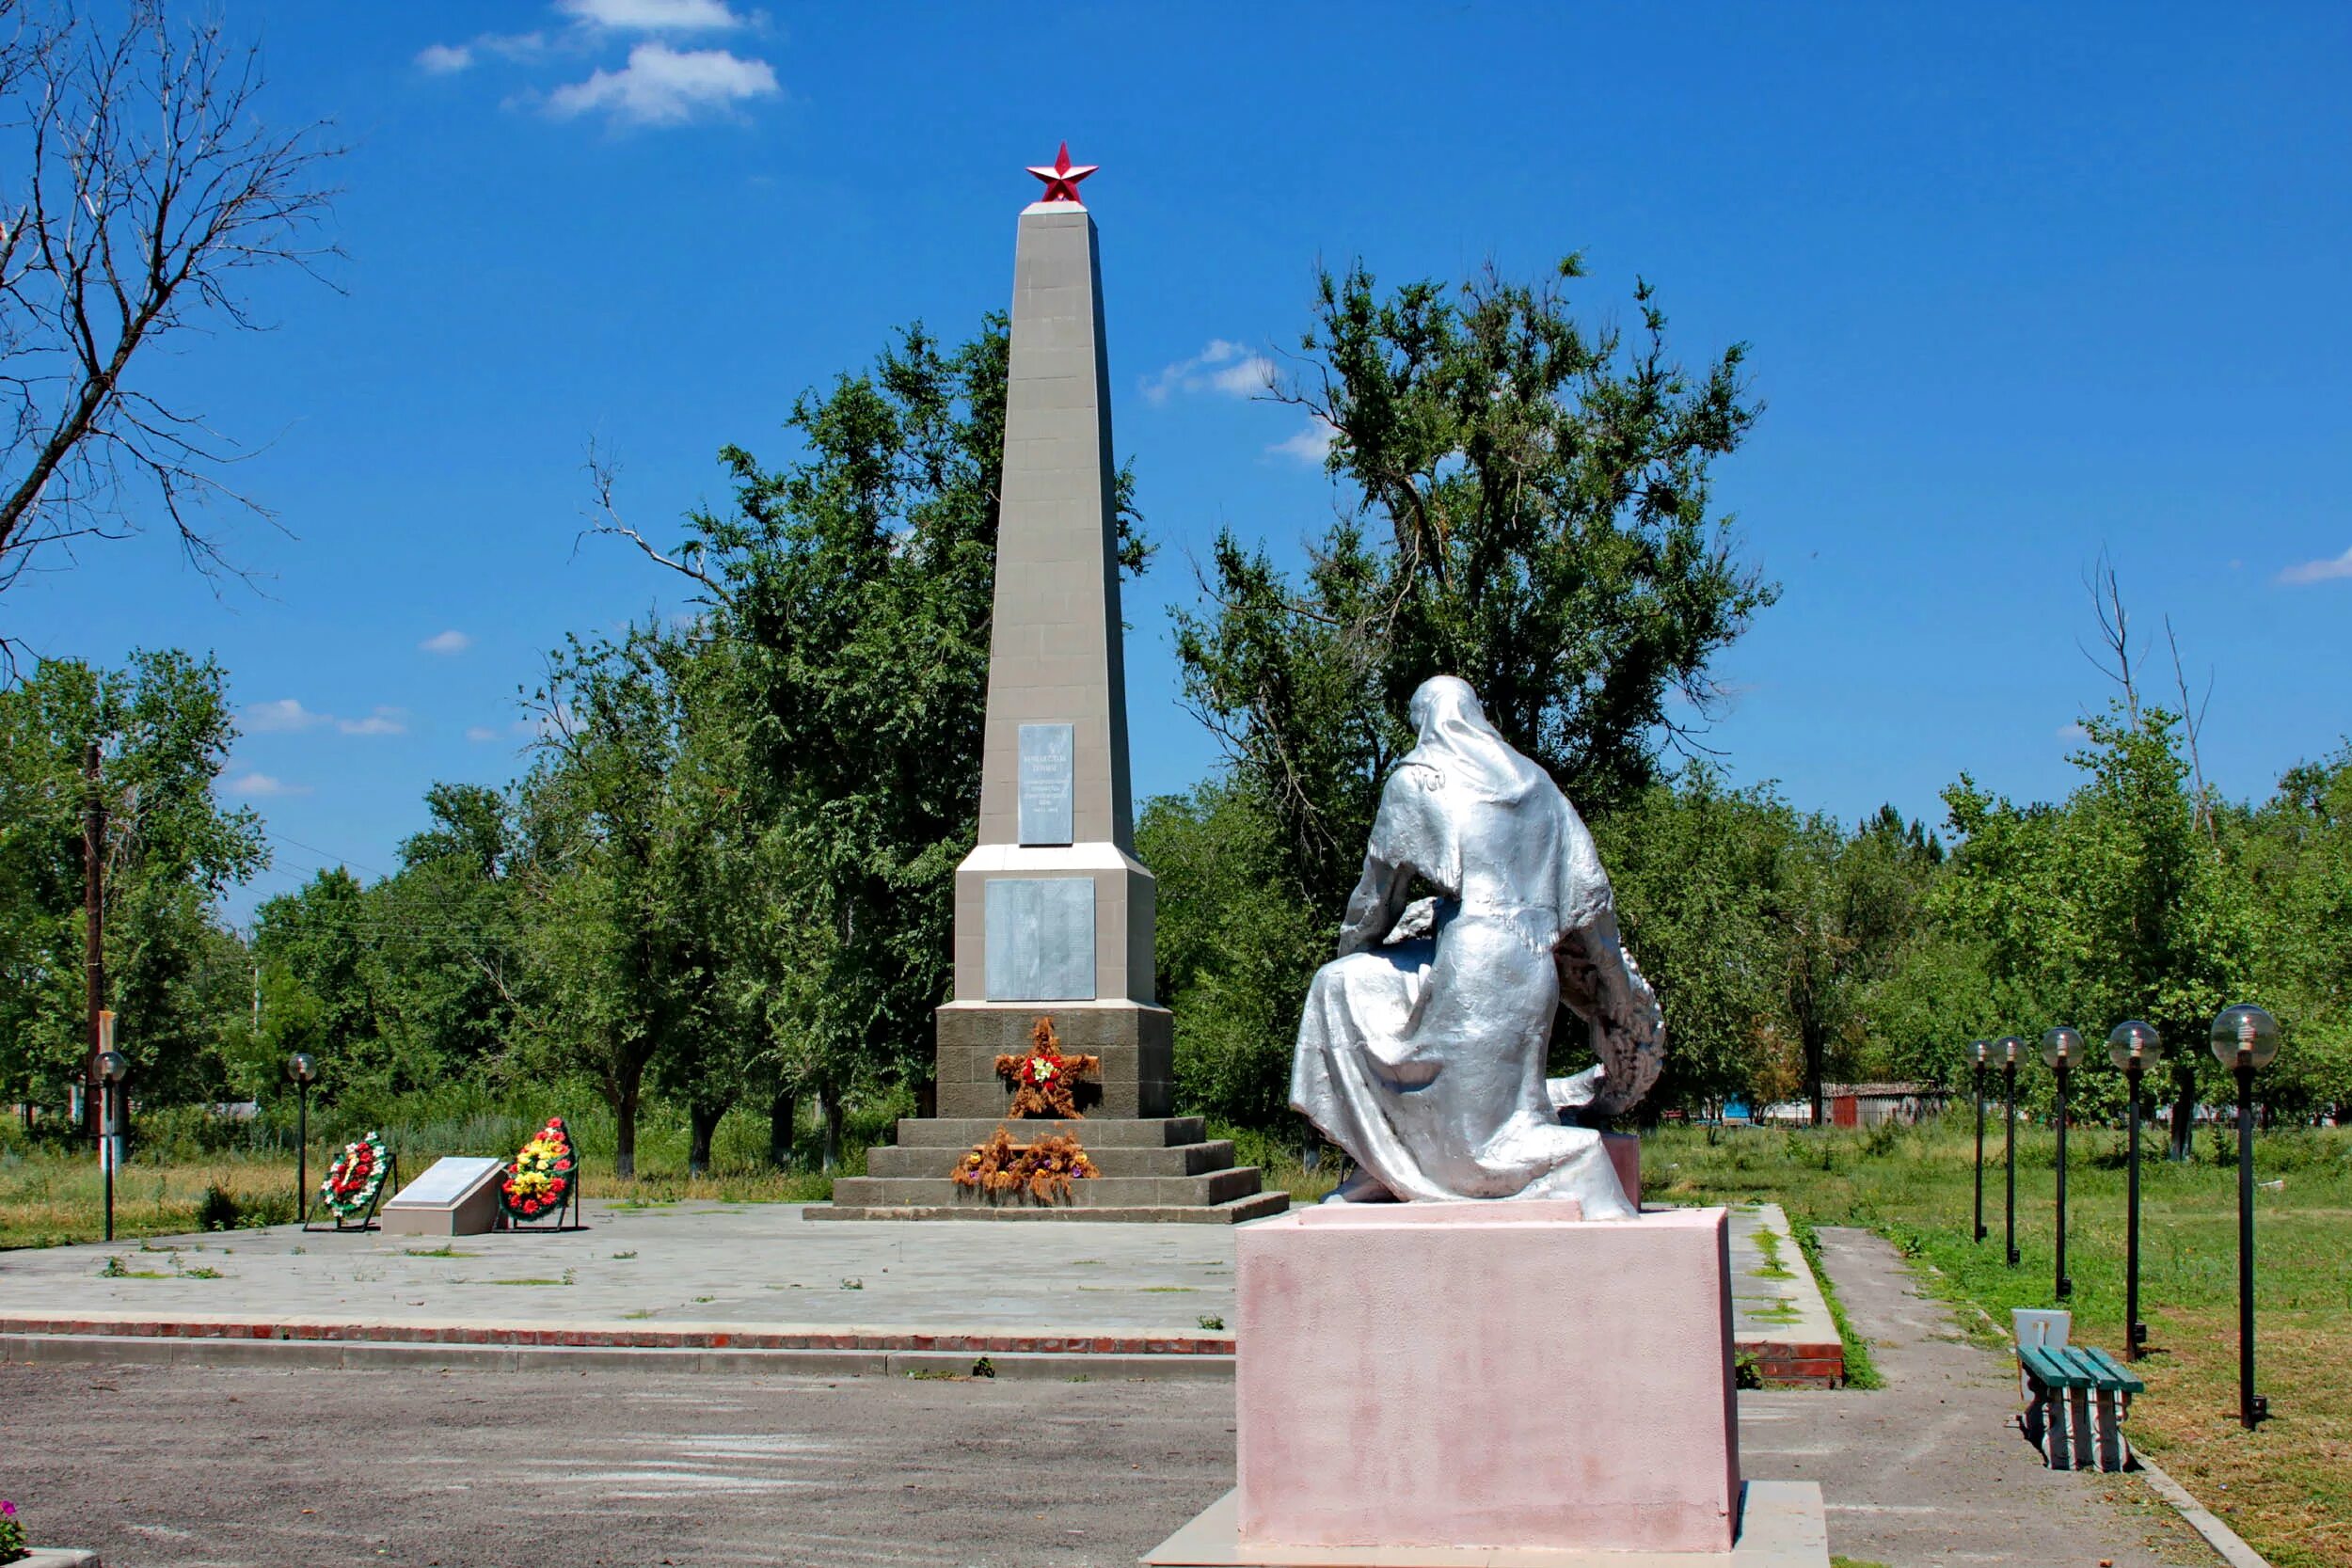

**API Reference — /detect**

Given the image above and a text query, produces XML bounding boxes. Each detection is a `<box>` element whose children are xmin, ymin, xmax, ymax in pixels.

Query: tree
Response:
<box><xmin>511</xmin><ymin>622</ymin><xmax>739</xmax><ymax>1179</ymax></box>
<box><xmin>1139</xmin><ymin>780</ymin><xmax>1329</xmax><ymax>1130</ymax></box>
<box><xmin>1936</xmin><ymin>704</ymin><xmax>2247</xmax><ymax>1147</ymax></box>
<box><xmin>1775</xmin><ymin>804</ymin><xmax>1943</xmax><ymax>1120</ymax></box>
<box><xmin>1175</xmin><ymin>258</ymin><xmax>1772</xmax><ymax>919</ymax></box>
<box><xmin>2232</xmin><ymin>750</ymin><xmax>2352</xmax><ymax>1122</ymax></box>
<box><xmin>596</xmin><ymin>319</ymin><xmax>1146</xmax><ymax>1122</ymax></box>
<box><xmin>0</xmin><ymin>1</ymin><xmax>338</xmax><ymax>610</ymax></box>
<box><xmin>0</xmin><ymin>648</ymin><xmax>263</xmax><ymax>1114</ymax></box>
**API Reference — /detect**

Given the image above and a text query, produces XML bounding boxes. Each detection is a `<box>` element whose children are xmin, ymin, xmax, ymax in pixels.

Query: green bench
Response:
<box><xmin>2018</xmin><ymin>1342</ymin><xmax>2145</xmax><ymax>1471</ymax></box>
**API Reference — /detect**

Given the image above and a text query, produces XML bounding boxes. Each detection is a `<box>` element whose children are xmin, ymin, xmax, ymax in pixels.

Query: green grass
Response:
<box><xmin>1648</xmin><ymin>1118</ymin><xmax>2352</xmax><ymax>1568</ymax></box>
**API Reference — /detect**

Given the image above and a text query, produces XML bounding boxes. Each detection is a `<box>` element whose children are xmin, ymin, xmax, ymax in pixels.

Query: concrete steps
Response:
<box><xmin>887</xmin><ymin>1117</ymin><xmax>1207</xmax><ymax>1148</ymax></box>
<box><xmin>865</xmin><ymin>1139</ymin><xmax>1237</xmax><ymax>1179</ymax></box>
<box><xmin>809</xmin><ymin>1189</ymin><xmax>1291</xmax><ymax>1225</ymax></box>
<box><xmin>823</xmin><ymin>1114</ymin><xmax>1288</xmax><ymax>1224</ymax></box>
<box><xmin>831</xmin><ymin>1167</ymin><xmax>1269</xmax><ymax>1210</ymax></box>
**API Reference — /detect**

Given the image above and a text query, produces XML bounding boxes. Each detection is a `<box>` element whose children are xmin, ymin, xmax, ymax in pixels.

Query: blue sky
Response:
<box><xmin>6</xmin><ymin>1</ymin><xmax>2347</xmax><ymax>922</ymax></box>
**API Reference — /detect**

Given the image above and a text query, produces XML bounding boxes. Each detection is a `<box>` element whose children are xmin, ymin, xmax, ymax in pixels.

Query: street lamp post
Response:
<box><xmin>2041</xmin><ymin>1027</ymin><xmax>2082</xmax><ymax>1298</ymax></box>
<box><xmin>2211</xmin><ymin>1004</ymin><xmax>2280</xmax><ymax>1430</ymax></box>
<box><xmin>2107</xmin><ymin>1021</ymin><xmax>2162</xmax><ymax>1359</ymax></box>
<box><xmin>1997</xmin><ymin>1036</ymin><xmax>2026</xmax><ymax>1266</ymax></box>
<box><xmin>1971</xmin><ymin>1040</ymin><xmax>1990</xmax><ymax>1243</ymax></box>
<box><xmin>287</xmin><ymin>1053</ymin><xmax>317</xmax><ymax>1225</ymax></box>
<box><xmin>97</xmin><ymin>1045</ymin><xmax>129</xmax><ymax>1243</ymax></box>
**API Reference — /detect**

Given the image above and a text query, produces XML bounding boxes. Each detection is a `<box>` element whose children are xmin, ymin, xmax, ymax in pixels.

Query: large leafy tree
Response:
<box><xmin>600</xmin><ymin>319</ymin><xmax>1145</xmax><ymax>1131</ymax></box>
<box><xmin>0</xmin><ymin>649</ymin><xmax>263</xmax><ymax>1113</ymax></box>
<box><xmin>1175</xmin><ymin>259</ymin><xmax>1772</xmax><ymax>917</ymax></box>
<box><xmin>1936</xmin><ymin>705</ymin><xmax>2248</xmax><ymax>1146</ymax></box>
<box><xmin>510</xmin><ymin>621</ymin><xmax>745</xmax><ymax>1179</ymax></box>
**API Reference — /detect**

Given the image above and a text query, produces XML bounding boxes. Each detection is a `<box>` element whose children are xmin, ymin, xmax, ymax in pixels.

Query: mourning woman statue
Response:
<box><xmin>1291</xmin><ymin>675</ymin><xmax>1664</xmax><ymax>1214</ymax></box>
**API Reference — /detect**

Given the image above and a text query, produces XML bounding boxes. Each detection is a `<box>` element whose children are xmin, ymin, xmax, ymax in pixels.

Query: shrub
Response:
<box><xmin>195</xmin><ymin>1183</ymin><xmax>243</xmax><ymax>1231</ymax></box>
<box><xmin>0</xmin><ymin>1497</ymin><xmax>28</xmax><ymax>1564</ymax></box>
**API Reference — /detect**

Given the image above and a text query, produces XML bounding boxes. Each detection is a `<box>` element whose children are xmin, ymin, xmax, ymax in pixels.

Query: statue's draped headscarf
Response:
<box><xmin>1402</xmin><ymin>676</ymin><xmax>1546</xmax><ymax>804</ymax></box>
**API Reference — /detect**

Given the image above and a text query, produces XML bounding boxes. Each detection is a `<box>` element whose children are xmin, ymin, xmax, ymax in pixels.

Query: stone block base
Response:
<box><xmin>1234</xmin><ymin>1204</ymin><xmax>1740</xmax><ymax>1557</ymax></box>
<box><xmin>1145</xmin><ymin>1481</ymin><xmax>1829</xmax><ymax>1567</ymax></box>
<box><xmin>933</xmin><ymin>1000</ymin><xmax>1171</xmax><ymax>1119</ymax></box>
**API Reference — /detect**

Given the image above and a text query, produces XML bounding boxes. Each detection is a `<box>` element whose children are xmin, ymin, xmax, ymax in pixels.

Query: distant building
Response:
<box><xmin>1821</xmin><ymin>1081</ymin><xmax>1951</xmax><ymax>1128</ymax></box>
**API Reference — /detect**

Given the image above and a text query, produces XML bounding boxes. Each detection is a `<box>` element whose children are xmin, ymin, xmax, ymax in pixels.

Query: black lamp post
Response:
<box><xmin>286</xmin><ymin>1052</ymin><xmax>317</xmax><ymax>1225</ymax></box>
<box><xmin>97</xmin><ymin>1044</ymin><xmax>128</xmax><ymax>1243</ymax></box>
<box><xmin>1970</xmin><ymin>1040</ymin><xmax>1990</xmax><ymax>1243</ymax></box>
<box><xmin>1997</xmin><ymin>1035</ymin><xmax>2026</xmax><ymax>1266</ymax></box>
<box><xmin>2041</xmin><ymin>1027</ymin><xmax>2082</xmax><ymax>1298</ymax></box>
<box><xmin>2106</xmin><ymin>1020</ymin><xmax>2161</xmax><ymax>1359</ymax></box>
<box><xmin>2211</xmin><ymin>1003</ymin><xmax>2280</xmax><ymax>1430</ymax></box>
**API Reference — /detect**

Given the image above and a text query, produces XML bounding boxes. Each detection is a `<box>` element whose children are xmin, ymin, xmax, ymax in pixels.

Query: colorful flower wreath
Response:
<box><xmin>952</xmin><ymin>1126</ymin><xmax>1098</xmax><ymax>1202</ymax></box>
<box><xmin>319</xmin><ymin>1131</ymin><xmax>391</xmax><ymax>1220</ymax></box>
<box><xmin>502</xmin><ymin>1116</ymin><xmax>578</xmax><ymax>1222</ymax></box>
<box><xmin>993</xmin><ymin>1016</ymin><xmax>1101</xmax><ymax>1119</ymax></box>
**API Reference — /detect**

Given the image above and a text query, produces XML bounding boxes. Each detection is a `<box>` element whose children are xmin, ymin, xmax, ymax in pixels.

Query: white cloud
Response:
<box><xmin>228</xmin><ymin>772</ymin><xmax>310</xmax><ymax>799</ymax></box>
<box><xmin>2057</xmin><ymin>721</ymin><xmax>2090</xmax><ymax>741</ymax></box>
<box><xmin>1141</xmin><ymin>340</ymin><xmax>1274</xmax><ymax>405</ymax></box>
<box><xmin>420</xmin><ymin>628</ymin><xmax>473</xmax><ymax>656</ymax></box>
<box><xmin>2279</xmin><ymin>546</ymin><xmax>2352</xmax><ymax>585</ymax></box>
<box><xmin>243</xmin><ymin>698</ymin><xmax>331</xmax><ymax>734</ymax></box>
<box><xmin>559</xmin><ymin>0</ymin><xmax>746</xmax><ymax>29</ymax></box>
<box><xmin>338</xmin><ymin>707</ymin><xmax>409</xmax><ymax>737</ymax></box>
<box><xmin>416</xmin><ymin>41</ymin><xmax>474</xmax><ymax>73</ymax></box>
<box><xmin>1267</xmin><ymin>415</ymin><xmax>1340</xmax><ymax>465</ymax></box>
<box><xmin>465</xmin><ymin>725</ymin><xmax>501</xmax><ymax>744</ymax></box>
<box><xmin>547</xmin><ymin>41</ymin><xmax>778</xmax><ymax>126</ymax></box>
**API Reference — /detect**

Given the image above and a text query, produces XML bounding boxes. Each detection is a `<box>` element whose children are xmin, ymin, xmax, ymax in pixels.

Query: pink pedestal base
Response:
<box><xmin>1232</xmin><ymin>1203</ymin><xmax>1740</xmax><ymax>1557</ymax></box>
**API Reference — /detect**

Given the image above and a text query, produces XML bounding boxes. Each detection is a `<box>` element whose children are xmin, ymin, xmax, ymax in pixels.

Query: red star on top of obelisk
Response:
<box><xmin>1025</xmin><ymin>142</ymin><xmax>1097</xmax><ymax>204</ymax></box>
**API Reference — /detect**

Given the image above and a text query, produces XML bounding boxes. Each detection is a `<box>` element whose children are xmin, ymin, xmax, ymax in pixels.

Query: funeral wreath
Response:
<box><xmin>318</xmin><ymin>1131</ymin><xmax>391</xmax><ymax>1221</ymax></box>
<box><xmin>503</xmin><ymin>1116</ymin><xmax>578</xmax><ymax>1220</ymax></box>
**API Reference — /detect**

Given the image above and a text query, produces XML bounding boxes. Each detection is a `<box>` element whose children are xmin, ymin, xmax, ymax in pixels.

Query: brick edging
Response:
<box><xmin>0</xmin><ymin>1315</ymin><xmax>1231</xmax><ymax>1357</ymax></box>
<box><xmin>1743</xmin><ymin>1339</ymin><xmax>1846</xmax><ymax>1387</ymax></box>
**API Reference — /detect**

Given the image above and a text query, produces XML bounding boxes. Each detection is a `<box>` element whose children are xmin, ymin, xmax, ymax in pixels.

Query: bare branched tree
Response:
<box><xmin>2079</xmin><ymin>548</ymin><xmax>2139</xmax><ymax>720</ymax></box>
<box><xmin>2165</xmin><ymin>612</ymin><xmax>2221</xmax><ymax>856</ymax></box>
<box><xmin>0</xmin><ymin>0</ymin><xmax>339</xmax><ymax>609</ymax></box>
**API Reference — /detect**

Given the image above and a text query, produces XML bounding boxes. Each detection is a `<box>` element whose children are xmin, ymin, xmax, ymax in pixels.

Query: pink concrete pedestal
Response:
<box><xmin>1195</xmin><ymin>1203</ymin><xmax>1743</xmax><ymax>1561</ymax></box>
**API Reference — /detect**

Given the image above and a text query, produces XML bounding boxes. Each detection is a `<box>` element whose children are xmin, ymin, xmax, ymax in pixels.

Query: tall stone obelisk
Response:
<box><xmin>822</xmin><ymin>151</ymin><xmax>1280</xmax><ymax>1221</ymax></box>
<box><xmin>935</xmin><ymin>144</ymin><xmax>1168</xmax><ymax>1117</ymax></box>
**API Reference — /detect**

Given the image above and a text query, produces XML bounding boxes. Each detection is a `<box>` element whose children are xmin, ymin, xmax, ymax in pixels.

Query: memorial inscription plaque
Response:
<box><xmin>985</xmin><ymin>876</ymin><xmax>1096</xmax><ymax>1001</ymax></box>
<box><xmin>1017</xmin><ymin>722</ymin><xmax>1075</xmax><ymax>846</ymax></box>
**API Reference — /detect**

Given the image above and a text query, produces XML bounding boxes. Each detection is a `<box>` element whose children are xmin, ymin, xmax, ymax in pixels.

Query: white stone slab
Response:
<box><xmin>387</xmin><ymin>1156</ymin><xmax>505</xmax><ymax>1209</ymax></box>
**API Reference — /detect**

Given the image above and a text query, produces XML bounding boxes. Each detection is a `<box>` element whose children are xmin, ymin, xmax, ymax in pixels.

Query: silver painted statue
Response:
<box><xmin>1291</xmin><ymin>676</ymin><xmax>1663</xmax><ymax>1215</ymax></box>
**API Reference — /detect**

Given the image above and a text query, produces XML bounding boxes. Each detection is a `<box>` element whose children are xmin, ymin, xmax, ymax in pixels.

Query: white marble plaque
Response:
<box><xmin>386</xmin><ymin>1155</ymin><xmax>505</xmax><ymax>1209</ymax></box>
<box><xmin>1017</xmin><ymin>723</ymin><xmax>1074</xmax><ymax>846</ymax></box>
<box><xmin>985</xmin><ymin>876</ymin><xmax>1095</xmax><ymax>1001</ymax></box>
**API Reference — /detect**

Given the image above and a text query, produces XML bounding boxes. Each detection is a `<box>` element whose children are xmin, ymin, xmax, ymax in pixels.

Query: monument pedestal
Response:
<box><xmin>1148</xmin><ymin>1203</ymin><xmax>1831</xmax><ymax>1566</ymax></box>
<box><xmin>932</xmin><ymin>1000</ymin><xmax>1172</xmax><ymax>1119</ymax></box>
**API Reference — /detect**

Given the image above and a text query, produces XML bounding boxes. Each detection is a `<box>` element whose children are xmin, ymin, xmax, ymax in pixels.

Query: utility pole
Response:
<box><xmin>82</xmin><ymin>740</ymin><xmax>105</xmax><ymax>1149</ymax></box>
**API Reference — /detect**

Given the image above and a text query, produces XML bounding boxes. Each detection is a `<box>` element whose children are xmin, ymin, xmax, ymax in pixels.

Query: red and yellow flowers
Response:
<box><xmin>992</xmin><ymin>1016</ymin><xmax>1100</xmax><ymax>1119</ymax></box>
<box><xmin>319</xmin><ymin>1131</ymin><xmax>390</xmax><ymax>1221</ymax></box>
<box><xmin>502</xmin><ymin>1117</ymin><xmax>577</xmax><ymax>1222</ymax></box>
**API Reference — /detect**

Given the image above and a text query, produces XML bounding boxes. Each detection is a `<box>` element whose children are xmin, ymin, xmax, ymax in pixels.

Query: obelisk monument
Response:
<box><xmin>936</xmin><ymin>143</ymin><xmax>1168</xmax><ymax>1117</ymax></box>
<box><xmin>822</xmin><ymin>150</ymin><xmax>1279</xmax><ymax>1220</ymax></box>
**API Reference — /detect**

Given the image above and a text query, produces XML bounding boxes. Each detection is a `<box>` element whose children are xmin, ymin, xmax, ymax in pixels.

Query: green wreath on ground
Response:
<box><xmin>502</xmin><ymin>1116</ymin><xmax>578</xmax><ymax>1221</ymax></box>
<box><xmin>319</xmin><ymin>1131</ymin><xmax>391</xmax><ymax>1220</ymax></box>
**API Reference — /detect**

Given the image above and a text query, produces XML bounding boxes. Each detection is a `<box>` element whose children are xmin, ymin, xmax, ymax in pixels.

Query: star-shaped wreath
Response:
<box><xmin>993</xmin><ymin>1016</ymin><xmax>1101</xmax><ymax>1119</ymax></box>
